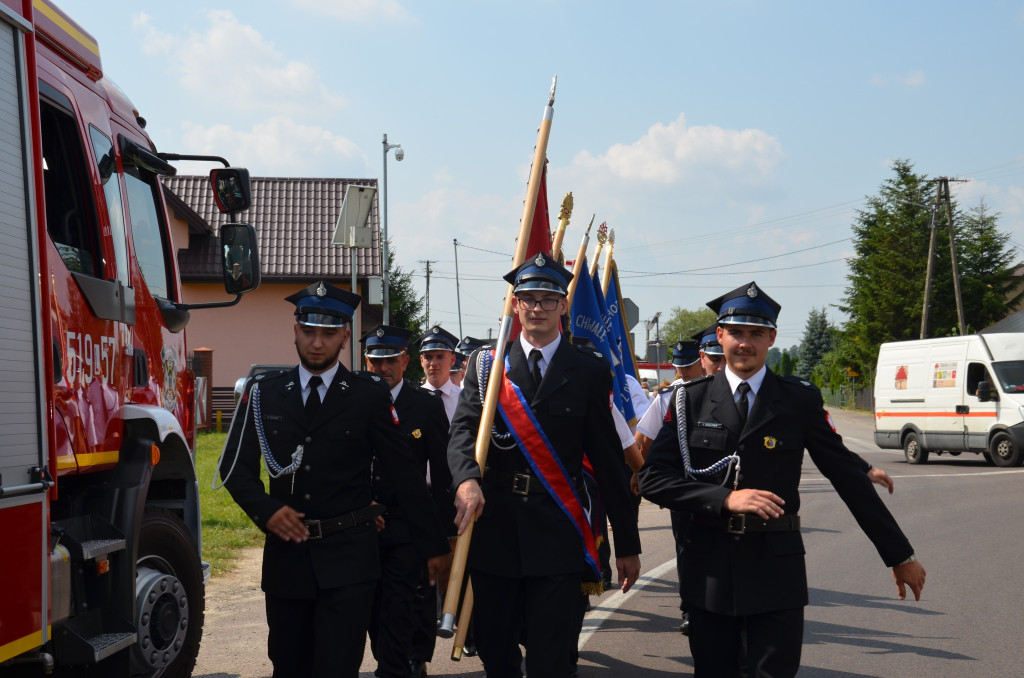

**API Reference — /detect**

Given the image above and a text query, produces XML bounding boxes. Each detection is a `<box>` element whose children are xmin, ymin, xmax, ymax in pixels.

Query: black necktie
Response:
<box><xmin>736</xmin><ymin>381</ymin><xmax>751</xmax><ymax>430</ymax></box>
<box><xmin>529</xmin><ymin>349</ymin><xmax>543</xmax><ymax>389</ymax></box>
<box><xmin>306</xmin><ymin>375</ymin><xmax>323</xmax><ymax>420</ymax></box>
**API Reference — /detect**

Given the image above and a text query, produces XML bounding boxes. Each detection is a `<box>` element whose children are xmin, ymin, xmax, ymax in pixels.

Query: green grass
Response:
<box><xmin>195</xmin><ymin>431</ymin><xmax>265</xmax><ymax>577</ymax></box>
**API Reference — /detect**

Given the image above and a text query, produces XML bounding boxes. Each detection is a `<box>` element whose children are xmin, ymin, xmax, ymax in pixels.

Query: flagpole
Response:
<box><xmin>550</xmin><ymin>192</ymin><xmax>573</xmax><ymax>262</ymax></box>
<box><xmin>589</xmin><ymin>221</ymin><xmax>608</xmax><ymax>278</ymax></box>
<box><xmin>600</xmin><ymin>228</ymin><xmax>615</xmax><ymax>295</ymax></box>
<box><xmin>564</xmin><ymin>215</ymin><xmax>594</xmax><ymax>308</ymax></box>
<box><xmin>441</xmin><ymin>76</ymin><xmax>557</xmax><ymax>643</ymax></box>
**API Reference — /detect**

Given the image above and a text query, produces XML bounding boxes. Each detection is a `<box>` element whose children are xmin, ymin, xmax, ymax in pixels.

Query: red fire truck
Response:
<box><xmin>0</xmin><ymin>1</ymin><xmax>259</xmax><ymax>674</ymax></box>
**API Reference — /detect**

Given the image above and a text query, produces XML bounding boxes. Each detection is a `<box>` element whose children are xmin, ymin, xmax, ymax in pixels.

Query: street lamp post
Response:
<box><xmin>381</xmin><ymin>133</ymin><xmax>403</xmax><ymax>325</ymax></box>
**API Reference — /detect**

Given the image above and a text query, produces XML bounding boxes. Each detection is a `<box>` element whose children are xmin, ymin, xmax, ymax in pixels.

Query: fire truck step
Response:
<box><xmin>54</xmin><ymin>610</ymin><xmax>137</xmax><ymax>664</ymax></box>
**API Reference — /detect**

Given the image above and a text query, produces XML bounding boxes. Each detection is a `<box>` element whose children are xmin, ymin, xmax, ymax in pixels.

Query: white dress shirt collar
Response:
<box><xmin>724</xmin><ymin>364</ymin><xmax>767</xmax><ymax>398</ymax></box>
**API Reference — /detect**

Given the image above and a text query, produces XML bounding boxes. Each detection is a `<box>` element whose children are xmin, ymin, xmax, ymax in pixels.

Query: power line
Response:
<box><xmin>619</xmin><ymin>238</ymin><xmax>852</xmax><ymax>278</ymax></box>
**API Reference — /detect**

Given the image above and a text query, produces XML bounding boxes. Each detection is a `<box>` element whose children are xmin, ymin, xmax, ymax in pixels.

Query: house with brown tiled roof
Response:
<box><xmin>163</xmin><ymin>176</ymin><xmax>383</xmax><ymax>393</ymax></box>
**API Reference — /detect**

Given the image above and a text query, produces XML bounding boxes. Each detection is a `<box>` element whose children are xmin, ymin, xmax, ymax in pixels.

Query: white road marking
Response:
<box><xmin>578</xmin><ymin>558</ymin><xmax>677</xmax><ymax>649</ymax></box>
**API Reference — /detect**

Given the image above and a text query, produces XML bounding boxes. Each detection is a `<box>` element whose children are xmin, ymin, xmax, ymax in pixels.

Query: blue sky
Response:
<box><xmin>59</xmin><ymin>0</ymin><xmax>1024</xmax><ymax>348</ymax></box>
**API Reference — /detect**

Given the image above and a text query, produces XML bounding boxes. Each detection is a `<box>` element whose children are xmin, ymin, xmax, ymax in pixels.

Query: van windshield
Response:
<box><xmin>992</xmin><ymin>361</ymin><xmax>1024</xmax><ymax>393</ymax></box>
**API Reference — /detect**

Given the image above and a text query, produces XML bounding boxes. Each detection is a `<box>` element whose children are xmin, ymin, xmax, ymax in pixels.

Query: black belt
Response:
<box><xmin>483</xmin><ymin>469</ymin><xmax>584</xmax><ymax>496</ymax></box>
<box><xmin>694</xmin><ymin>513</ymin><xmax>800</xmax><ymax>535</ymax></box>
<box><xmin>302</xmin><ymin>504</ymin><xmax>386</xmax><ymax>540</ymax></box>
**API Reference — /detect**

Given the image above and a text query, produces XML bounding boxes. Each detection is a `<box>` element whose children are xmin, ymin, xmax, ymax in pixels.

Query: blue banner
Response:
<box><xmin>570</xmin><ymin>259</ymin><xmax>636</xmax><ymax>424</ymax></box>
<box><xmin>606</xmin><ymin>261</ymin><xmax>638</xmax><ymax>381</ymax></box>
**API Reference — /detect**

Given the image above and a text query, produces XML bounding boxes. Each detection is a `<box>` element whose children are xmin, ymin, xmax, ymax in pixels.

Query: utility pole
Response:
<box><xmin>920</xmin><ymin>176</ymin><xmax>969</xmax><ymax>338</ymax></box>
<box><xmin>453</xmin><ymin>239</ymin><xmax>463</xmax><ymax>337</ymax></box>
<box><xmin>419</xmin><ymin>259</ymin><xmax>434</xmax><ymax>327</ymax></box>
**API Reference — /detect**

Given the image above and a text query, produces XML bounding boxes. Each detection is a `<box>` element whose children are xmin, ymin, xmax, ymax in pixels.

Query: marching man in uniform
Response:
<box><xmin>220</xmin><ymin>282</ymin><xmax>450</xmax><ymax>678</ymax></box>
<box><xmin>418</xmin><ymin>325</ymin><xmax>462</xmax><ymax>424</ymax></box>
<box><xmin>449</xmin><ymin>253</ymin><xmax>642</xmax><ymax>678</ymax></box>
<box><xmin>639</xmin><ymin>281</ymin><xmax>926</xmax><ymax>677</ymax></box>
<box><xmin>361</xmin><ymin>325</ymin><xmax>455</xmax><ymax>678</ymax></box>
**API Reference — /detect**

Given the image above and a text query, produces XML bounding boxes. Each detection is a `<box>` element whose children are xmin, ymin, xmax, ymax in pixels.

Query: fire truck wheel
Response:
<box><xmin>132</xmin><ymin>510</ymin><xmax>204</xmax><ymax>678</ymax></box>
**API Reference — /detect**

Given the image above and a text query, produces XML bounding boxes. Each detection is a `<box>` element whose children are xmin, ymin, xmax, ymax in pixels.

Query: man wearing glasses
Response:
<box><xmin>448</xmin><ymin>253</ymin><xmax>642</xmax><ymax>677</ymax></box>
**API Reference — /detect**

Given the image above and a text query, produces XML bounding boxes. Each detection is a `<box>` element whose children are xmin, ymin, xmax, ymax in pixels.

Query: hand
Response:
<box><xmin>893</xmin><ymin>559</ymin><xmax>926</xmax><ymax>601</ymax></box>
<box><xmin>453</xmin><ymin>479</ymin><xmax>485</xmax><ymax>536</ymax></box>
<box><xmin>615</xmin><ymin>555</ymin><xmax>641</xmax><ymax>593</ymax></box>
<box><xmin>629</xmin><ymin>471</ymin><xmax>640</xmax><ymax>496</ymax></box>
<box><xmin>868</xmin><ymin>467</ymin><xmax>894</xmax><ymax>494</ymax></box>
<box><xmin>371</xmin><ymin>501</ymin><xmax>386</xmax><ymax>532</ymax></box>
<box><xmin>723</xmin><ymin>488</ymin><xmax>785</xmax><ymax>520</ymax></box>
<box><xmin>427</xmin><ymin>552</ymin><xmax>453</xmax><ymax>590</ymax></box>
<box><xmin>265</xmin><ymin>505</ymin><xmax>308</xmax><ymax>542</ymax></box>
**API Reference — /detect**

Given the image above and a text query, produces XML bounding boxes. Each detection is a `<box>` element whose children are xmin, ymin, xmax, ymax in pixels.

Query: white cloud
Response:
<box><xmin>291</xmin><ymin>0</ymin><xmax>413</xmax><ymax>22</ymax></box>
<box><xmin>902</xmin><ymin>69</ymin><xmax>926</xmax><ymax>87</ymax></box>
<box><xmin>134</xmin><ymin>10</ymin><xmax>345</xmax><ymax>118</ymax></box>
<box><xmin>869</xmin><ymin>69</ymin><xmax>927</xmax><ymax>88</ymax></box>
<box><xmin>567</xmin><ymin>113</ymin><xmax>783</xmax><ymax>186</ymax></box>
<box><xmin>179</xmin><ymin>117</ymin><xmax>366</xmax><ymax>175</ymax></box>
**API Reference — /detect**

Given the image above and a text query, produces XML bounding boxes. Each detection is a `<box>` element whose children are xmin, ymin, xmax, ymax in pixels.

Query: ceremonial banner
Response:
<box><xmin>510</xmin><ymin>163</ymin><xmax>553</xmax><ymax>340</ymax></box>
<box><xmin>606</xmin><ymin>260</ymin><xmax>639</xmax><ymax>381</ymax></box>
<box><xmin>570</xmin><ymin>258</ymin><xmax>636</xmax><ymax>424</ymax></box>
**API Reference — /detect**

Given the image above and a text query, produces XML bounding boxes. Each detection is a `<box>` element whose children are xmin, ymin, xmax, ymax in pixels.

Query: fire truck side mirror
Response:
<box><xmin>221</xmin><ymin>223</ymin><xmax>261</xmax><ymax>295</ymax></box>
<box><xmin>211</xmin><ymin>167</ymin><xmax>252</xmax><ymax>214</ymax></box>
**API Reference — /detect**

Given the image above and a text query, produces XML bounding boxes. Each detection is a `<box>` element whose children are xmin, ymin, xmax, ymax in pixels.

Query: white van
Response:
<box><xmin>873</xmin><ymin>333</ymin><xmax>1024</xmax><ymax>466</ymax></box>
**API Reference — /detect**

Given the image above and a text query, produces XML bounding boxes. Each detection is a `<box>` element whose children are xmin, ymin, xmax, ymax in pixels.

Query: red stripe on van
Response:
<box><xmin>874</xmin><ymin>411</ymin><xmax>997</xmax><ymax>418</ymax></box>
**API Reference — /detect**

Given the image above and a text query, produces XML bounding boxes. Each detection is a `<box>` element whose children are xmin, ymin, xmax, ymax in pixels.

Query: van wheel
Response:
<box><xmin>989</xmin><ymin>432</ymin><xmax>1022</xmax><ymax>467</ymax></box>
<box><xmin>903</xmin><ymin>433</ymin><xmax>928</xmax><ymax>464</ymax></box>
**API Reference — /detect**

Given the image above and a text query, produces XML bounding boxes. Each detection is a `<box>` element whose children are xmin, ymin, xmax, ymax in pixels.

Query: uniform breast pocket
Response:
<box><xmin>690</xmin><ymin>427</ymin><xmax>729</xmax><ymax>452</ymax></box>
<box><xmin>548</xmin><ymin>398</ymin><xmax>583</xmax><ymax>418</ymax></box>
<box><xmin>328</xmin><ymin>417</ymin><xmax>361</xmax><ymax>441</ymax></box>
<box><xmin>262</xmin><ymin>417</ymin><xmax>294</xmax><ymax>440</ymax></box>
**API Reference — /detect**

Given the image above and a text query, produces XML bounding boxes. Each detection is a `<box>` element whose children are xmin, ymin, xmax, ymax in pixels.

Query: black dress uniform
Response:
<box><xmin>369</xmin><ymin>379</ymin><xmax>453</xmax><ymax>677</ymax></box>
<box><xmin>639</xmin><ymin>282</ymin><xmax>916</xmax><ymax>678</ymax></box>
<box><xmin>220</xmin><ymin>283</ymin><xmax>449</xmax><ymax>678</ymax></box>
<box><xmin>448</xmin><ymin>254</ymin><xmax>642</xmax><ymax>678</ymax></box>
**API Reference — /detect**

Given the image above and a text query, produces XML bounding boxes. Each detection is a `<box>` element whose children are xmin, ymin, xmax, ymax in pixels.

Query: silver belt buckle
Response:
<box><xmin>305</xmin><ymin>519</ymin><xmax>323</xmax><ymax>540</ymax></box>
<box><xmin>726</xmin><ymin>514</ymin><xmax>746</xmax><ymax>535</ymax></box>
<box><xmin>511</xmin><ymin>472</ymin><xmax>531</xmax><ymax>496</ymax></box>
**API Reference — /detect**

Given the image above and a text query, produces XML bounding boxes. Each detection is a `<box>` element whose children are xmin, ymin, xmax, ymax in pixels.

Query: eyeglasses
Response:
<box><xmin>515</xmin><ymin>296</ymin><xmax>561</xmax><ymax>311</ymax></box>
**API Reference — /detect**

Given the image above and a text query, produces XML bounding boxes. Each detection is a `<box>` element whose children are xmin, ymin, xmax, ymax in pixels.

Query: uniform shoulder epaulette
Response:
<box><xmin>250</xmin><ymin>368</ymin><xmax>290</xmax><ymax>384</ymax></box>
<box><xmin>777</xmin><ymin>374</ymin><xmax>816</xmax><ymax>389</ymax></box>
<box><xmin>657</xmin><ymin>384</ymin><xmax>675</xmax><ymax>395</ymax></box>
<box><xmin>681</xmin><ymin>375</ymin><xmax>713</xmax><ymax>388</ymax></box>
<box><xmin>572</xmin><ymin>343</ymin><xmax>607</xmax><ymax>363</ymax></box>
<box><xmin>351</xmin><ymin>370</ymin><xmax>390</xmax><ymax>391</ymax></box>
<box><xmin>412</xmin><ymin>383</ymin><xmax>439</xmax><ymax>397</ymax></box>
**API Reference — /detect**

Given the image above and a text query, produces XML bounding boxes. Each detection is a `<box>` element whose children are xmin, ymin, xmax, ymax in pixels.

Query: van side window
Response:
<box><xmin>124</xmin><ymin>168</ymin><xmax>171</xmax><ymax>299</ymax></box>
<box><xmin>966</xmin><ymin>363</ymin><xmax>992</xmax><ymax>397</ymax></box>
<box><xmin>40</xmin><ymin>100</ymin><xmax>102</xmax><ymax>277</ymax></box>
<box><xmin>88</xmin><ymin>127</ymin><xmax>129</xmax><ymax>285</ymax></box>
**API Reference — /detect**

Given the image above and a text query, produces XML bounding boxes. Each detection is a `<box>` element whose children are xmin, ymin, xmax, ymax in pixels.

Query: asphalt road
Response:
<box><xmin>193</xmin><ymin>409</ymin><xmax>1024</xmax><ymax>677</ymax></box>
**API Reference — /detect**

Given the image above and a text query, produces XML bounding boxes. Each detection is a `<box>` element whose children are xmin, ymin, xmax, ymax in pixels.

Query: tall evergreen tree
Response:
<box><xmin>956</xmin><ymin>199</ymin><xmax>1024</xmax><ymax>330</ymax></box>
<box><xmin>795</xmin><ymin>308</ymin><xmax>833</xmax><ymax>380</ymax></box>
<box><xmin>838</xmin><ymin>161</ymin><xmax>1022</xmax><ymax>382</ymax></box>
